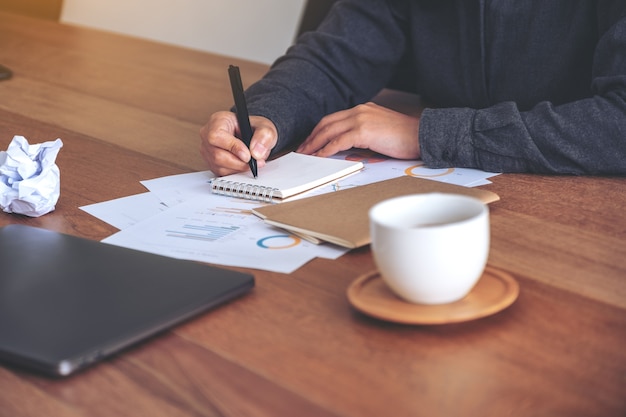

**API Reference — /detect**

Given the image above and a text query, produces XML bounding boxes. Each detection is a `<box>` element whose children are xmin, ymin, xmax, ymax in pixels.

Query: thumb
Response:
<box><xmin>250</xmin><ymin>118</ymin><xmax>278</xmax><ymax>160</ymax></box>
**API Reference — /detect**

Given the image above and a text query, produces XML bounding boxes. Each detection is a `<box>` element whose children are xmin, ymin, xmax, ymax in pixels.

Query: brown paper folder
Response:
<box><xmin>252</xmin><ymin>176</ymin><xmax>500</xmax><ymax>249</ymax></box>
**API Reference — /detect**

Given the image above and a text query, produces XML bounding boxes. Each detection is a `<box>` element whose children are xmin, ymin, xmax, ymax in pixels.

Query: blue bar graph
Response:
<box><xmin>166</xmin><ymin>224</ymin><xmax>240</xmax><ymax>242</ymax></box>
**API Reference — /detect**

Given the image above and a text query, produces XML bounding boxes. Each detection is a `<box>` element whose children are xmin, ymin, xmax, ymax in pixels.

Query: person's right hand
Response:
<box><xmin>199</xmin><ymin>111</ymin><xmax>278</xmax><ymax>176</ymax></box>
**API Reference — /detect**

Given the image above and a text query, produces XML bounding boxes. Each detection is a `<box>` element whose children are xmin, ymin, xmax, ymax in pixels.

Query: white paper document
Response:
<box><xmin>80</xmin><ymin>192</ymin><xmax>169</xmax><ymax>230</ymax></box>
<box><xmin>327</xmin><ymin>150</ymin><xmax>499</xmax><ymax>188</ymax></box>
<box><xmin>102</xmin><ymin>194</ymin><xmax>346</xmax><ymax>274</ymax></box>
<box><xmin>82</xmin><ymin>150</ymin><xmax>499</xmax><ymax>273</ymax></box>
<box><xmin>141</xmin><ymin>170</ymin><xmax>216</xmax><ymax>207</ymax></box>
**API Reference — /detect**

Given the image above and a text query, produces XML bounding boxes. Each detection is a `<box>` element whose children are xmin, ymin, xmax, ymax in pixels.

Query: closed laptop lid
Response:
<box><xmin>0</xmin><ymin>224</ymin><xmax>254</xmax><ymax>377</ymax></box>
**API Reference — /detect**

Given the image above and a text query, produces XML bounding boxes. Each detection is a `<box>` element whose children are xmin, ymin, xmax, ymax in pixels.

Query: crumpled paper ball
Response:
<box><xmin>0</xmin><ymin>135</ymin><xmax>64</xmax><ymax>217</ymax></box>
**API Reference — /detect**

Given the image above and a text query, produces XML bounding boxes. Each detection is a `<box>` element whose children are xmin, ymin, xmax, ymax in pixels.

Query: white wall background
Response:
<box><xmin>61</xmin><ymin>0</ymin><xmax>307</xmax><ymax>65</ymax></box>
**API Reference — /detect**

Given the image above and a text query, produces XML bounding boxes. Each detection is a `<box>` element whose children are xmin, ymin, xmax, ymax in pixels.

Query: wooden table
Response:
<box><xmin>1</xmin><ymin>11</ymin><xmax>625</xmax><ymax>417</ymax></box>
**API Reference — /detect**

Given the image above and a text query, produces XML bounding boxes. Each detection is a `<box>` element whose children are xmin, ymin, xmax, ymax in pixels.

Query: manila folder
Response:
<box><xmin>252</xmin><ymin>175</ymin><xmax>500</xmax><ymax>249</ymax></box>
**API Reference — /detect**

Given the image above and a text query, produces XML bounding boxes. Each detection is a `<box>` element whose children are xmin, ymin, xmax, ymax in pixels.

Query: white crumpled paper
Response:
<box><xmin>0</xmin><ymin>135</ymin><xmax>64</xmax><ymax>217</ymax></box>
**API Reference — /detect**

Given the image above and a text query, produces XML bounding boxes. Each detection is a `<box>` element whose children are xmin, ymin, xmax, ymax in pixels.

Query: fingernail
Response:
<box><xmin>251</xmin><ymin>143</ymin><xmax>267</xmax><ymax>159</ymax></box>
<box><xmin>236</xmin><ymin>150</ymin><xmax>249</xmax><ymax>162</ymax></box>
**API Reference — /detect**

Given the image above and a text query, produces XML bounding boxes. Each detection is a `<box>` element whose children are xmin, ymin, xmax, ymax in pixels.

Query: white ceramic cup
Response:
<box><xmin>369</xmin><ymin>193</ymin><xmax>490</xmax><ymax>305</ymax></box>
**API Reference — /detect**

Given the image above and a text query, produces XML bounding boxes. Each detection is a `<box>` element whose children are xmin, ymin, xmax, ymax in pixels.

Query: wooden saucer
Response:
<box><xmin>347</xmin><ymin>266</ymin><xmax>519</xmax><ymax>324</ymax></box>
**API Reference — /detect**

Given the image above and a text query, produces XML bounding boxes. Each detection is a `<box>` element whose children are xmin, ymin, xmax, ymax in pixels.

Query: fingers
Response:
<box><xmin>297</xmin><ymin>103</ymin><xmax>422</xmax><ymax>160</ymax></box>
<box><xmin>199</xmin><ymin>111</ymin><xmax>248</xmax><ymax>176</ymax></box>
<box><xmin>199</xmin><ymin>112</ymin><xmax>278</xmax><ymax>176</ymax></box>
<box><xmin>249</xmin><ymin>116</ymin><xmax>278</xmax><ymax>162</ymax></box>
<box><xmin>201</xmin><ymin>102</ymin><xmax>421</xmax><ymax>177</ymax></box>
<box><xmin>297</xmin><ymin>109</ymin><xmax>355</xmax><ymax>156</ymax></box>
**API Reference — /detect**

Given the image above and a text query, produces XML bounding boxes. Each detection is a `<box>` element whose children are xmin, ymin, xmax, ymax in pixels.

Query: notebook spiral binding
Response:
<box><xmin>211</xmin><ymin>179</ymin><xmax>278</xmax><ymax>203</ymax></box>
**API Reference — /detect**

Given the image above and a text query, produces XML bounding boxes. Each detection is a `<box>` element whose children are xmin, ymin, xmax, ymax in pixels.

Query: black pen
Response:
<box><xmin>228</xmin><ymin>65</ymin><xmax>258</xmax><ymax>178</ymax></box>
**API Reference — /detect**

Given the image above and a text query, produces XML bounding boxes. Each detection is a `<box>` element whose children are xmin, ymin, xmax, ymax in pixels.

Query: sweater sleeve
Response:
<box><xmin>420</xmin><ymin>7</ymin><xmax>626</xmax><ymax>175</ymax></box>
<box><xmin>244</xmin><ymin>0</ymin><xmax>408</xmax><ymax>154</ymax></box>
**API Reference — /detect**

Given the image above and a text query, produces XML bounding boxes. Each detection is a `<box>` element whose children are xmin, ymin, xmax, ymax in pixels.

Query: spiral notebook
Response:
<box><xmin>210</xmin><ymin>152</ymin><xmax>364</xmax><ymax>202</ymax></box>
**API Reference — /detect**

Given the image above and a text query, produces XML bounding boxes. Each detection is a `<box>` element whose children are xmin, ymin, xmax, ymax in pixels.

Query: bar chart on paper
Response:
<box><xmin>102</xmin><ymin>195</ymin><xmax>343</xmax><ymax>273</ymax></box>
<box><xmin>166</xmin><ymin>223</ymin><xmax>241</xmax><ymax>242</ymax></box>
<box><xmin>164</xmin><ymin>203</ymin><xmax>252</xmax><ymax>242</ymax></box>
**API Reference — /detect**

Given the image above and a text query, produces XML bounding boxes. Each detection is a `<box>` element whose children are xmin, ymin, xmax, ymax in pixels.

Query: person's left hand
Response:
<box><xmin>296</xmin><ymin>102</ymin><xmax>422</xmax><ymax>159</ymax></box>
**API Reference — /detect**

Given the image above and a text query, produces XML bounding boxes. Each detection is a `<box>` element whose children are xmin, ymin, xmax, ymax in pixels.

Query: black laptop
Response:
<box><xmin>0</xmin><ymin>224</ymin><xmax>254</xmax><ymax>377</ymax></box>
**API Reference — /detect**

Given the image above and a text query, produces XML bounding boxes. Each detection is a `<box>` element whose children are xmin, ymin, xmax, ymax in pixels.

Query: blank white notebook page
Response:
<box><xmin>210</xmin><ymin>152</ymin><xmax>363</xmax><ymax>201</ymax></box>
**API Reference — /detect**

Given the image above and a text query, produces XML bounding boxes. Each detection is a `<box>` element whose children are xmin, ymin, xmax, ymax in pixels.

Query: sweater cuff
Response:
<box><xmin>419</xmin><ymin>107</ymin><xmax>477</xmax><ymax>168</ymax></box>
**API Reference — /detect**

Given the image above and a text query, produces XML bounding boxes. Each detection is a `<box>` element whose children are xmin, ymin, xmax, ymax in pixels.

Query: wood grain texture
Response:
<box><xmin>0</xmin><ymin>12</ymin><xmax>268</xmax><ymax>172</ymax></box>
<box><xmin>0</xmin><ymin>11</ymin><xmax>624</xmax><ymax>417</ymax></box>
<box><xmin>0</xmin><ymin>0</ymin><xmax>62</xmax><ymax>20</ymax></box>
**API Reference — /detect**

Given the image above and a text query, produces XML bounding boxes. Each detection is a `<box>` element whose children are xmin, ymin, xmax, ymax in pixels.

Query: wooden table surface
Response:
<box><xmin>1</xmin><ymin>11</ymin><xmax>625</xmax><ymax>417</ymax></box>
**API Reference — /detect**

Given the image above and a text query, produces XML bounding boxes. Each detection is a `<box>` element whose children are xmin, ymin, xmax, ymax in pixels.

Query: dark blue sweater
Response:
<box><xmin>244</xmin><ymin>0</ymin><xmax>626</xmax><ymax>175</ymax></box>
